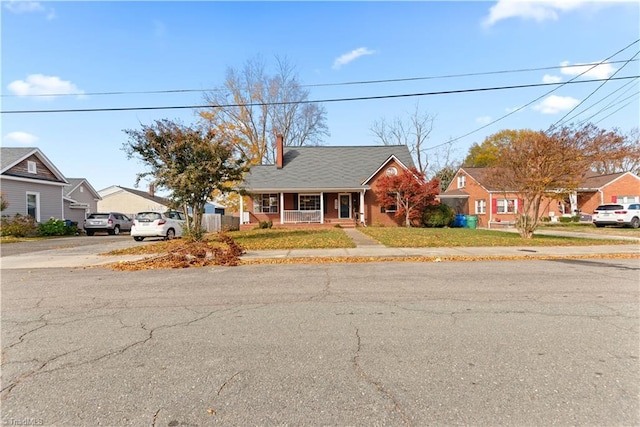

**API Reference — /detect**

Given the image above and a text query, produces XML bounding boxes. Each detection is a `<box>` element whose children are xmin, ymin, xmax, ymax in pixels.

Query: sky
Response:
<box><xmin>2</xmin><ymin>0</ymin><xmax>639</xmax><ymax>194</ymax></box>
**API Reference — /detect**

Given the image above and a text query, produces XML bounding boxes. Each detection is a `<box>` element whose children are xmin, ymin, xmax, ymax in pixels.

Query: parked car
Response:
<box><xmin>592</xmin><ymin>203</ymin><xmax>640</xmax><ymax>228</ymax></box>
<box><xmin>131</xmin><ymin>211</ymin><xmax>186</xmax><ymax>241</ymax></box>
<box><xmin>83</xmin><ymin>212</ymin><xmax>132</xmax><ymax>236</ymax></box>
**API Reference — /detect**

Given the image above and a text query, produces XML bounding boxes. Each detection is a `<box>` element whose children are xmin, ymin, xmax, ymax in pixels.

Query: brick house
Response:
<box><xmin>239</xmin><ymin>136</ymin><xmax>415</xmax><ymax>227</ymax></box>
<box><xmin>439</xmin><ymin>167</ymin><xmax>640</xmax><ymax>228</ymax></box>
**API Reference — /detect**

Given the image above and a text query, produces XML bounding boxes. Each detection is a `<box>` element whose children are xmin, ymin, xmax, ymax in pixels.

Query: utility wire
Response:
<box><xmin>562</xmin><ymin>76</ymin><xmax>638</xmax><ymax>125</ymax></box>
<box><xmin>426</xmin><ymin>38</ymin><xmax>640</xmax><ymax>151</ymax></box>
<box><xmin>578</xmin><ymin>90</ymin><xmax>640</xmax><ymax>126</ymax></box>
<box><xmin>594</xmin><ymin>97</ymin><xmax>639</xmax><ymax>126</ymax></box>
<box><xmin>2</xmin><ymin>59</ymin><xmax>638</xmax><ymax>98</ymax></box>
<box><xmin>2</xmin><ymin>76</ymin><xmax>637</xmax><ymax>115</ymax></box>
<box><xmin>573</xmin><ymin>79</ymin><xmax>640</xmax><ymax>126</ymax></box>
<box><xmin>551</xmin><ymin>50</ymin><xmax>640</xmax><ymax>128</ymax></box>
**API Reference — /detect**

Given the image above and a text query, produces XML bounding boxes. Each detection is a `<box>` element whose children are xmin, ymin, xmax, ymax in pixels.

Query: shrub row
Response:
<box><xmin>1</xmin><ymin>214</ymin><xmax>78</xmax><ymax>237</ymax></box>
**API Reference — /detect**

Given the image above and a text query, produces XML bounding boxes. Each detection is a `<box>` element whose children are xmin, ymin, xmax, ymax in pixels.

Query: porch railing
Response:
<box><xmin>283</xmin><ymin>210</ymin><xmax>321</xmax><ymax>223</ymax></box>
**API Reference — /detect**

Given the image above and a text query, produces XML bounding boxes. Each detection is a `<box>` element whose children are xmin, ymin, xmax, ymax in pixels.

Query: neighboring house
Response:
<box><xmin>1</xmin><ymin>147</ymin><xmax>68</xmax><ymax>222</ymax></box>
<box><xmin>64</xmin><ymin>178</ymin><xmax>102</xmax><ymax>227</ymax></box>
<box><xmin>439</xmin><ymin>167</ymin><xmax>640</xmax><ymax>228</ymax></box>
<box><xmin>239</xmin><ymin>135</ymin><xmax>415</xmax><ymax>227</ymax></box>
<box><xmin>97</xmin><ymin>185</ymin><xmax>171</xmax><ymax>218</ymax></box>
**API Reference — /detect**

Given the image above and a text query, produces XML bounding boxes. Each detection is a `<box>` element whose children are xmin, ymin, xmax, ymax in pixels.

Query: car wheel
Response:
<box><xmin>166</xmin><ymin>228</ymin><xmax>175</xmax><ymax>240</ymax></box>
<box><xmin>109</xmin><ymin>226</ymin><xmax>120</xmax><ymax>236</ymax></box>
<box><xmin>630</xmin><ymin>217</ymin><xmax>640</xmax><ymax>229</ymax></box>
<box><xmin>133</xmin><ymin>236</ymin><xmax>144</xmax><ymax>242</ymax></box>
<box><xmin>86</xmin><ymin>230</ymin><xmax>95</xmax><ymax>236</ymax></box>
<box><xmin>594</xmin><ymin>223</ymin><xmax>604</xmax><ymax>228</ymax></box>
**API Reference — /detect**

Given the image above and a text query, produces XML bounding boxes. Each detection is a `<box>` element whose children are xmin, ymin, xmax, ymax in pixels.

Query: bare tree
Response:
<box><xmin>370</xmin><ymin>103</ymin><xmax>435</xmax><ymax>174</ymax></box>
<box><xmin>201</xmin><ymin>55</ymin><xmax>329</xmax><ymax>165</ymax></box>
<box><xmin>586</xmin><ymin>125</ymin><xmax>640</xmax><ymax>175</ymax></box>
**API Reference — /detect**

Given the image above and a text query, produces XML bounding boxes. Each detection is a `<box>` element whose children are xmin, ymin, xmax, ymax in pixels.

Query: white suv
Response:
<box><xmin>592</xmin><ymin>203</ymin><xmax>640</xmax><ymax>228</ymax></box>
<box><xmin>131</xmin><ymin>211</ymin><xmax>186</xmax><ymax>241</ymax></box>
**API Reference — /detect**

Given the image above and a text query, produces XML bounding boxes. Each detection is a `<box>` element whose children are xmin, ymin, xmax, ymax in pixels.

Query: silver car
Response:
<box><xmin>83</xmin><ymin>212</ymin><xmax>132</xmax><ymax>236</ymax></box>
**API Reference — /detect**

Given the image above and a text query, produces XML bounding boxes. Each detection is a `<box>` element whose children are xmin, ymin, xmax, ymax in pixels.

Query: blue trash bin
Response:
<box><xmin>454</xmin><ymin>214</ymin><xmax>467</xmax><ymax>228</ymax></box>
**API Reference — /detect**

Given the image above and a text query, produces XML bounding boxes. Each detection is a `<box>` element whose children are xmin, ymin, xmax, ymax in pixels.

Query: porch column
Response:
<box><xmin>320</xmin><ymin>192</ymin><xmax>324</xmax><ymax>224</ymax></box>
<box><xmin>280</xmin><ymin>192</ymin><xmax>284</xmax><ymax>224</ymax></box>
<box><xmin>360</xmin><ymin>190</ymin><xmax>366</xmax><ymax>225</ymax></box>
<box><xmin>239</xmin><ymin>195</ymin><xmax>244</xmax><ymax>224</ymax></box>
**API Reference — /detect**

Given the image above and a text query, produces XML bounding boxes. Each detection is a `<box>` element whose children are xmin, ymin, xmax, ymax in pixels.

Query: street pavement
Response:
<box><xmin>1</xmin><ymin>258</ymin><xmax>638</xmax><ymax>426</ymax></box>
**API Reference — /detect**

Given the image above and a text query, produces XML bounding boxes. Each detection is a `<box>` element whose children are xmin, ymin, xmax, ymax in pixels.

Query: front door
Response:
<box><xmin>339</xmin><ymin>194</ymin><xmax>351</xmax><ymax>219</ymax></box>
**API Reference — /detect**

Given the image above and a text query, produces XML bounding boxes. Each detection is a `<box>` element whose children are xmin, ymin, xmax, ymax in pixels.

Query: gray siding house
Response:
<box><xmin>1</xmin><ymin>147</ymin><xmax>68</xmax><ymax>222</ymax></box>
<box><xmin>64</xmin><ymin>178</ymin><xmax>102</xmax><ymax>227</ymax></box>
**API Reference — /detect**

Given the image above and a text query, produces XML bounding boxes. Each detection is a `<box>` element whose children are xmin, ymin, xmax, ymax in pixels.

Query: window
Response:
<box><xmin>475</xmin><ymin>199</ymin><xmax>486</xmax><ymax>214</ymax></box>
<box><xmin>299</xmin><ymin>194</ymin><xmax>320</xmax><ymax>211</ymax></box>
<box><xmin>80</xmin><ymin>186</ymin><xmax>84</xmax><ymax>193</ymax></box>
<box><xmin>457</xmin><ymin>175</ymin><xmax>466</xmax><ymax>188</ymax></box>
<box><xmin>382</xmin><ymin>192</ymin><xmax>398</xmax><ymax>213</ymax></box>
<box><xmin>254</xmin><ymin>193</ymin><xmax>278</xmax><ymax>213</ymax></box>
<box><xmin>26</xmin><ymin>192</ymin><xmax>39</xmax><ymax>221</ymax></box>
<box><xmin>617</xmin><ymin>195</ymin><xmax>639</xmax><ymax>204</ymax></box>
<box><xmin>386</xmin><ymin>166</ymin><xmax>398</xmax><ymax>177</ymax></box>
<box><xmin>27</xmin><ymin>161</ymin><xmax>37</xmax><ymax>174</ymax></box>
<box><xmin>497</xmin><ymin>198</ymin><xmax>517</xmax><ymax>214</ymax></box>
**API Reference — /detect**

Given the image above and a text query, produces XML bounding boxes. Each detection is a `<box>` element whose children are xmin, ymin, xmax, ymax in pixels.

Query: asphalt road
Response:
<box><xmin>1</xmin><ymin>260</ymin><xmax>638</xmax><ymax>426</ymax></box>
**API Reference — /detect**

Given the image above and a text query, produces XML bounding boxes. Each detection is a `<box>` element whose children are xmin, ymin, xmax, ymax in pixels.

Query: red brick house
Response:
<box><xmin>238</xmin><ymin>136</ymin><xmax>415</xmax><ymax>227</ymax></box>
<box><xmin>439</xmin><ymin>168</ymin><xmax>640</xmax><ymax>228</ymax></box>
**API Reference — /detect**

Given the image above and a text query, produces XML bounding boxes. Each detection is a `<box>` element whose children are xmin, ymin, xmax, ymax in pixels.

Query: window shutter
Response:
<box><xmin>491</xmin><ymin>198</ymin><xmax>497</xmax><ymax>214</ymax></box>
<box><xmin>611</xmin><ymin>195</ymin><xmax>617</xmax><ymax>203</ymax></box>
<box><xmin>293</xmin><ymin>193</ymin><xmax>298</xmax><ymax>210</ymax></box>
<box><xmin>323</xmin><ymin>194</ymin><xmax>328</xmax><ymax>214</ymax></box>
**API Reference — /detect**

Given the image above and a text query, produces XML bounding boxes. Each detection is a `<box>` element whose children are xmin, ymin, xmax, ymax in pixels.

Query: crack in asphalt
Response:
<box><xmin>217</xmin><ymin>371</ymin><xmax>242</xmax><ymax>396</ymax></box>
<box><xmin>0</xmin><ymin>349</ymin><xmax>80</xmax><ymax>400</ymax></box>
<box><xmin>152</xmin><ymin>408</ymin><xmax>161</xmax><ymax>427</ymax></box>
<box><xmin>351</xmin><ymin>327</ymin><xmax>410</xmax><ymax>425</ymax></box>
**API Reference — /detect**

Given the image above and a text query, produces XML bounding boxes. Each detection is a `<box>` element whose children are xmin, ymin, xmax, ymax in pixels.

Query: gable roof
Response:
<box><xmin>99</xmin><ymin>185</ymin><xmax>171</xmax><ymax>206</ymax></box>
<box><xmin>1</xmin><ymin>147</ymin><xmax>68</xmax><ymax>183</ymax></box>
<box><xmin>243</xmin><ymin>145</ymin><xmax>415</xmax><ymax>191</ymax></box>
<box><xmin>579</xmin><ymin>171</ymin><xmax>638</xmax><ymax>190</ymax></box>
<box><xmin>64</xmin><ymin>178</ymin><xmax>102</xmax><ymax>200</ymax></box>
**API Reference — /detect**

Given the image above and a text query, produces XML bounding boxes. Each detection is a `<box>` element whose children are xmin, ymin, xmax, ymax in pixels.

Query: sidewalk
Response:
<box><xmin>1</xmin><ymin>229</ymin><xmax>637</xmax><ymax>269</ymax></box>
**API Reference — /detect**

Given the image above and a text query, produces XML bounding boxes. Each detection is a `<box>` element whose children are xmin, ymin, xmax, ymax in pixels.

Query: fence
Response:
<box><xmin>201</xmin><ymin>214</ymin><xmax>240</xmax><ymax>232</ymax></box>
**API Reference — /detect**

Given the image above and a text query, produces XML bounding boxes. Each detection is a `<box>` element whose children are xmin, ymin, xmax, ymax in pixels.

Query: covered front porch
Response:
<box><xmin>240</xmin><ymin>190</ymin><xmax>367</xmax><ymax>227</ymax></box>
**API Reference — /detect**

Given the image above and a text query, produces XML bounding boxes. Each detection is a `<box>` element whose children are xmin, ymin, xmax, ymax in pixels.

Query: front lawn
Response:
<box><xmin>358</xmin><ymin>227</ymin><xmax>631</xmax><ymax>247</ymax></box>
<box><xmin>228</xmin><ymin>228</ymin><xmax>356</xmax><ymax>250</ymax></box>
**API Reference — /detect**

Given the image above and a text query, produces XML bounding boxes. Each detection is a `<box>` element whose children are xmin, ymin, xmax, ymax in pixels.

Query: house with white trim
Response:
<box><xmin>238</xmin><ymin>135</ymin><xmax>415</xmax><ymax>227</ymax></box>
<box><xmin>1</xmin><ymin>147</ymin><xmax>69</xmax><ymax>222</ymax></box>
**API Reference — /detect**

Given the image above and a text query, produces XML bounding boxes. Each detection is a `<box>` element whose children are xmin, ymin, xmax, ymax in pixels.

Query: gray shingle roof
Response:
<box><xmin>242</xmin><ymin>145</ymin><xmax>415</xmax><ymax>191</ymax></box>
<box><xmin>1</xmin><ymin>147</ymin><xmax>38</xmax><ymax>171</ymax></box>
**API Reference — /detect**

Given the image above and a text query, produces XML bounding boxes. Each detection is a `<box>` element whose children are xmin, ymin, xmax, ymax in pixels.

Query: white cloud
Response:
<box><xmin>7</xmin><ymin>74</ymin><xmax>85</xmax><ymax>99</ymax></box>
<box><xmin>475</xmin><ymin>116</ymin><xmax>492</xmax><ymax>125</ymax></box>
<box><xmin>481</xmin><ymin>0</ymin><xmax>633</xmax><ymax>27</ymax></box>
<box><xmin>332</xmin><ymin>47</ymin><xmax>376</xmax><ymax>70</ymax></box>
<box><xmin>560</xmin><ymin>60</ymin><xmax>616</xmax><ymax>79</ymax></box>
<box><xmin>533</xmin><ymin>95</ymin><xmax>580</xmax><ymax>114</ymax></box>
<box><xmin>542</xmin><ymin>74</ymin><xmax>562</xmax><ymax>84</ymax></box>
<box><xmin>4</xmin><ymin>1</ymin><xmax>55</xmax><ymax>19</ymax></box>
<box><xmin>4</xmin><ymin>131</ymin><xmax>39</xmax><ymax>145</ymax></box>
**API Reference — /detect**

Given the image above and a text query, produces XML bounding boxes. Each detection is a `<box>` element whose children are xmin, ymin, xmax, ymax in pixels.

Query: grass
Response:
<box><xmin>228</xmin><ymin>228</ymin><xmax>356</xmax><ymax>250</ymax></box>
<box><xmin>358</xmin><ymin>226</ymin><xmax>634</xmax><ymax>247</ymax></box>
<box><xmin>538</xmin><ymin>222</ymin><xmax>640</xmax><ymax>237</ymax></box>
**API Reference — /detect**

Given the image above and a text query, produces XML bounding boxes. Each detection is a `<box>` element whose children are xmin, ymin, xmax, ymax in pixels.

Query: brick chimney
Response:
<box><xmin>149</xmin><ymin>183</ymin><xmax>155</xmax><ymax>197</ymax></box>
<box><xmin>276</xmin><ymin>134</ymin><xmax>284</xmax><ymax>169</ymax></box>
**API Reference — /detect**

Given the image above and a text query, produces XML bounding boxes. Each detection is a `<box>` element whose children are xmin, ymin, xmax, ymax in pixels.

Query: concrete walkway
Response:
<box><xmin>0</xmin><ymin>229</ymin><xmax>637</xmax><ymax>269</ymax></box>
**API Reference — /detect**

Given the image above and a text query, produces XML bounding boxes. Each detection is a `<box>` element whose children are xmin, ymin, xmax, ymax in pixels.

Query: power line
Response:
<box><xmin>426</xmin><ymin>38</ymin><xmax>640</xmax><ymax>151</ymax></box>
<box><xmin>573</xmin><ymin>79</ymin><xmax>640</xmax><ymax>126</ymax></box>
<box><xmin>562</xmin><ymin>76</ymin><xmax>639</xmax><ymax>125</ymax></box>
<box><xmin>552</xmin><ymin>50</ymin><xmax>640</xmax><ymax>128</ymax></box>
<box><xmin>2</xmin><ymin>59</ymin><xmax>638</xmax><ymax>98</ymax></box>
<box><xmin>2</xmin><ymin>76</ymin><xmax>637</xmax><ymax>115</ymax></box>
<box><xmin>593</xmin><ymin>97</ymin><xmax>639</xmax><ymax>126</ymax></box>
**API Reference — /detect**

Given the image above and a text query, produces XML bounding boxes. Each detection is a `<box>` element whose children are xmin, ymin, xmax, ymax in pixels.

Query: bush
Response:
<box><xmin>37</xmin><ymin>218</ymin><xmax>77</xmax><ymax>236</ymax></box>
<box><xmin>1</xmin><ymin>214</ymin><xmax>38</xmax><ymax>237</ymax></box>
<box><xmin>256</xmin><ymin>220</ymin><xmax>273</xmax><ymax>229</ymax></box>
<box><xmin>422</xmin><ymin>203</ymin><xmax>455</xmax><ymax>228</ymax></box>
